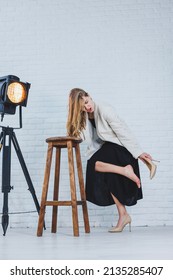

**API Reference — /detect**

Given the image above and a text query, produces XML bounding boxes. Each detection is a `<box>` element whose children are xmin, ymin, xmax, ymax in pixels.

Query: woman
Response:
<box><xmin>66</xmin><ymin>88</ymin><xmax>157</xmax><ymax>232</ymax></box>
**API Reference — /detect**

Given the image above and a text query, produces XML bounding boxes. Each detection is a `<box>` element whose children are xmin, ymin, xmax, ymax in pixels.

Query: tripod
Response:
<box><xmin>0</xmin><ymin>107</ymin><xmax>41</xmax><ymax>235</ymax></box>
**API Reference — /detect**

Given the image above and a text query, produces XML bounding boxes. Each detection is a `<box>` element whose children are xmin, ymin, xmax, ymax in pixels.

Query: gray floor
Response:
<box><xmin>0</xmin><ymin>226</ymin><xmax>173</xmax><ymax>260</ymax></box>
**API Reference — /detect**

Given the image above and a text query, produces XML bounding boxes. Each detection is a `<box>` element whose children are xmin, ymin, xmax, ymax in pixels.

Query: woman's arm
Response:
<box><xmin>101</xmin><ymin>104</ymin><xmax>143</xmax><ymax>158</ymax></box>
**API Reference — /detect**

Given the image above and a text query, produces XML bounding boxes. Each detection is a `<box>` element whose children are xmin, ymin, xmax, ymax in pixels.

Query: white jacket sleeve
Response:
<box><xmin>102</xmin><ymin>104</ymin><xmax>143</xmax><ymax>158</ymax></box>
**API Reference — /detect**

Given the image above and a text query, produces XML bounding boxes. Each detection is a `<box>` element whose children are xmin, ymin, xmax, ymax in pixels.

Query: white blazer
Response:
<box><xmin>83</xmin><ymin>101</ymin><xmax>143</xmax><ymax>159</ymax></box>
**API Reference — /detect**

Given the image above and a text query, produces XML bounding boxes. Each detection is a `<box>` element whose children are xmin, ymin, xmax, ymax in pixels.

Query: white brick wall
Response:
<box><xmin>0</xmin><ymin>0</ymin><xmax>173</xmax><ymax>229</ymax></box>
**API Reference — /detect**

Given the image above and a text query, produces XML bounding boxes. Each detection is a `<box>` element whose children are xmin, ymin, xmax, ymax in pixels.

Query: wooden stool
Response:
<box><xmin>37</xmin><ymin>136</ymin><xmax>90</xmax><ymax>237</ymax></box>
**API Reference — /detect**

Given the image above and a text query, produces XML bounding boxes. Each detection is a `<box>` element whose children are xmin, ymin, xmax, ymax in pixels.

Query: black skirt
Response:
<box><xmin>85</xmin><ymin>142</ymin><xmax>143</xmax><ymax>206</ymax></box>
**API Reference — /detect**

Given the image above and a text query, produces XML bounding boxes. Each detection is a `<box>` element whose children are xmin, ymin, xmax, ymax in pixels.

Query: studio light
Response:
<box><xmin>0</xmin><ymin>75</ymin><xmax>41</xmax><ymax>236</ymax></box>
<box><xmin>0</xmin><ymin>75</ymin><xmax>30</xmax><ymax>117</ymax></box>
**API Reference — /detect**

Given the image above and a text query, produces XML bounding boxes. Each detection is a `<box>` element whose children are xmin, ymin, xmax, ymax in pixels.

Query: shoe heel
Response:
<box><xmin>152</xmin><ymin>159</ymin><xmax>160</xmax><ymax>163</ymax></box>
<box><xmin>129</xmin><ymin>222</ymin><xmax>131</xmax><ymax>232</ymax></box>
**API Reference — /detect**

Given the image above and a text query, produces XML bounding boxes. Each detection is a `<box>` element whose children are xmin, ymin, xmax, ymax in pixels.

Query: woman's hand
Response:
<box><xmin>139</xmin><ymin>152</ymin><xmax>152</xmax><ymax>163</ymax></box>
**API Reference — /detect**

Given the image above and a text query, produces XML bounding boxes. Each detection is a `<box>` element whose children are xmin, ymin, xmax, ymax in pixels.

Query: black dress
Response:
<box><xmin>85</xmin><ymin>119</ymin><xmax>143</xmax><ymax>206</ymax></box>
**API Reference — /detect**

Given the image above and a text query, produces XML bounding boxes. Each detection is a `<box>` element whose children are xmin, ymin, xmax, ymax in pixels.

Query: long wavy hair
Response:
<box><xmin>66</xmin><ymin>88</ymin><xmax>89</xmax><ymax>137</ymax></box>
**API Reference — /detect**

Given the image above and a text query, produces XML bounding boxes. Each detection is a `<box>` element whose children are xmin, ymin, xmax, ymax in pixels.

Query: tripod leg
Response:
<box><xmin>0</xmin><ymin>131</ymin><xmax>3</xmax><ymax>140</ymax></box>
<box><xmin>2</xmin><ymin>193</ymin><xmax>9</xmax><ymax>236</ymax></box>
<box><xmin>1</xmin><ymin>129</ymin><xmax>12</xmax><ymax>236</ymax></box>
<box><xmin>0</xmin><ymin>132</ymin><xmax>3</xmax><ymax>150</ymax></box>
<box><xmin>11</xmin><ymin>131</ymin><xmax>40</xmax><ymax>215</ymax></box>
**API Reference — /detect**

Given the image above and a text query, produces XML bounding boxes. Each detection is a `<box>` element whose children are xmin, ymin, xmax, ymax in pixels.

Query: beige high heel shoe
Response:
<box><xmin>144</xmin><ymin>158</ymin><xmax>160</xmax><ymax>179</ymax></box>
<box><xmin>108</xmin><ymin>214</ymin><xmax>132</xmax><ymax>233</ymax></box>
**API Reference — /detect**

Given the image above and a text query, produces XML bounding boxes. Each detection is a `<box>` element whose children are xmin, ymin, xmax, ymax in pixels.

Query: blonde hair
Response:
<box><xmin>66</xmin><ymin>88</ymin><xmax>89</xmax><ymax>137</ymax></box>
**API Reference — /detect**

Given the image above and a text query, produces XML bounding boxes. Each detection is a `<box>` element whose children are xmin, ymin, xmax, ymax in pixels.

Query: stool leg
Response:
<box><xmin>37</xmin><ymin>143</ymin><xmax>53</xmax><ymax>236</ymax></box>
<box><xmin>67</xmin><ymin>140</ymin><xmax>79</xmax><ymax>237</ymax></box>
<box><xmin>75</xmin><ymin>144</ymin><xmax>90</xmax><ymax>233</ymax></box>
<box><xmin>51</xmin><ymin>148</ymin><xmax>61</xmax><ymax>233</ymax></box>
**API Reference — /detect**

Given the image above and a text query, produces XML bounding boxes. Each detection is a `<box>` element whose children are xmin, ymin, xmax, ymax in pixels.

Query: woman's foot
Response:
<box><xmin>95</xmin><ymin>161</ymin><xmax>141</xmax><ymax>187</ymax></box>
<box><xmin>124</xmin><ymin>165</ymin><xmax>141</xmax><ymax>188</ymax></box>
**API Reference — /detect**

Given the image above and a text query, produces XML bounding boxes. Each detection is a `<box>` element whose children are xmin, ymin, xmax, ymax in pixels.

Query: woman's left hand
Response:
<box><xmin>139</xmin><ymin>152</ymin><xmax>152</xmax><ymax>163</ymax></box>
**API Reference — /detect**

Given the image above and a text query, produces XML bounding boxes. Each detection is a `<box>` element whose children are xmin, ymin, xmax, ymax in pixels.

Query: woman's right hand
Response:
<box><xmin>139</xmin><ymin>152</ymin><xmax>152</xmax><ymax>163</ymax></box>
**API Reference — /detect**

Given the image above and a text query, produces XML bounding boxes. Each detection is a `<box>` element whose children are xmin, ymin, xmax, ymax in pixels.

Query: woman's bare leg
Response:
<box><xmin>95</xmin><ymin>161</ymin><xmax>140</xmax><ymax>188</ymax></box>
<box><xmin>111</xmin><ymin>193</ymin><xmax>131</xmax><ymax>229</ymax></box>
<box><xmin>111</xmin><ymin>193</ymin><xmax>127</xmax><ymax>227</ymax></box>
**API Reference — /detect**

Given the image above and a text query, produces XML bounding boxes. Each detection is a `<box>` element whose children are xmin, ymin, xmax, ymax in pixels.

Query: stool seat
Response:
<box><xmin>37</xmin><ymin>136</ymin><xmax>90</xmax><ymax>237</ymax></box>
<box><xmin>46</xmin><ymin>136</ymin><xmax>82</xmax><ymax>148</ymax></box>
<box><xmin>46</xmin><ymin>136</ymin><xmax>82</xmax><ymax>143</ymax></box>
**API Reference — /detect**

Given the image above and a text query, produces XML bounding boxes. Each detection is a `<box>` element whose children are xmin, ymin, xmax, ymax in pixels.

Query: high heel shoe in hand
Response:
<box><xmin>144</xmin><ymin>158</ymin><xmax>159</xmax><ymax>179</ymax></box>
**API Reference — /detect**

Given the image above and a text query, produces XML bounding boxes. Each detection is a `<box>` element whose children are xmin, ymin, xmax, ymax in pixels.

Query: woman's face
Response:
<box><xmin>82</xmin><ymin>96</ymin><xmax>95</xmax><ymax>113</ymax></box>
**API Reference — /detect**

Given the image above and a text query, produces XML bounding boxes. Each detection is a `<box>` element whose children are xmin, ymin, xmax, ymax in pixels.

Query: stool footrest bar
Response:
<box><xmin>46</xmin><ymin>201</ymin><xmax>84</xmax><ymax>206</ymax></box>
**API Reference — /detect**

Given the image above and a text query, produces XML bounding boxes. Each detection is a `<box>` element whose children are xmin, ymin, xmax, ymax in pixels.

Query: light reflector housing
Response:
<box><xmin>0</xmin><ymin>75</ymin><xmax>30</xmax><ymax>115</ymax></box>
